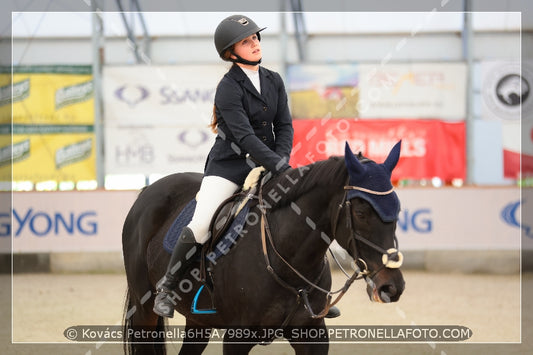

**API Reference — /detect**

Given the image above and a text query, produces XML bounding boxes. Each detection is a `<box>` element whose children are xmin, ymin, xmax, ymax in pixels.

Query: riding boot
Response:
<box><xmin>325</xmin><ymin>305</ymin><xmax>341</xmax><ymax>318</ymax></box>
<box><xmin>153</xmin><ymin>227</ymin><xmax>201</xmax><ymax>318</ymax></box>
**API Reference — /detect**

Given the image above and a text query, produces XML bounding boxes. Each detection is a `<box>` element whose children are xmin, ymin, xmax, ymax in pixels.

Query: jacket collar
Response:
<box><xmin>227</xmin><ymin>64</ymin><xmax>270</xmax><ymax>102</ymax></box>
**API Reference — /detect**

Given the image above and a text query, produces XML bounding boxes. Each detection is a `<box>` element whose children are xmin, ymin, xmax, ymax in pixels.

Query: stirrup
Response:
<box><xmin>191</xmin><ymin>285</ymin><xmax>217</xmax><ymax>314</ymax></box>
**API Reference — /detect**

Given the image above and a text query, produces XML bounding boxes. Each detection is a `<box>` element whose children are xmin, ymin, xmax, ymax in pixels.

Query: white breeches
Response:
<box><xmin>188</xmin><ymin>175</ymin><xmax>239</xmax><ymax>244</ymax></box>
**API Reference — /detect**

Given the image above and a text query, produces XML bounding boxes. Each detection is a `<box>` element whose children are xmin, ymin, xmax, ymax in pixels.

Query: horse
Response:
<box><xmin>122</xmin><ymin>141</ymin><xmax>405</xmax><ymax>355</ymax></box>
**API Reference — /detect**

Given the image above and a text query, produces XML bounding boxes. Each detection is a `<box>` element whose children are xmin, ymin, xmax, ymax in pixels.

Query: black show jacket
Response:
<box><xmin>204</xmin><ymin>64</ymin><xmax>294</xmax><ymax>184</ymax></box>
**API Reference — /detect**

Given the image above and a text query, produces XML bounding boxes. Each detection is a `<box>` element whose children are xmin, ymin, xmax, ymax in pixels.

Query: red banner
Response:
<box><xmin>289</xmin><ymin>119</ymin><xmax>466</xmax><ymax>182</ymax></box>
<box><xmin>504</xmin><ymin>150</ymin><xmax>533</xmax><ymax>179</ymax></box>
<box><xmin>503</xmin><ymin>121</ymin><xmax>533</xmax><ymax>179</ymax></box>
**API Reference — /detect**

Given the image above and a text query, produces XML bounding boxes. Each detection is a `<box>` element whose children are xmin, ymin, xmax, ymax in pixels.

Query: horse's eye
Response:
<box><xmin>354</xmin><ymin>211</ymin><xmax>365</xmax><ymax>219</ymax></box>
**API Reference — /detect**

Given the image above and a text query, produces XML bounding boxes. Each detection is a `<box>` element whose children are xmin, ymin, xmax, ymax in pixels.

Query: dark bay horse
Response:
<box><xmin>122</xmin><ymin>141</ymin><xmax>405</xmax><ymax>354</ymax></box>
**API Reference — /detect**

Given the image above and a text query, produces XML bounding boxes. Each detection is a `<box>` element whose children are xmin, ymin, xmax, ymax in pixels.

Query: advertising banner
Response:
<box><xmin>290</xmin><ymin>119</ymin><xmax>466</xmax><ymax>181</ymax></box>
<box><xmin>12</xmin><ymin>133</ymin><xmax>95</xmax><ymax>181</ymax></box>
<box><xmin>480</xmin><ymin>61</ymin><xmax>532</xmax><ymax>122</ymax></box>
<box><xmin>287</xmin><ymin>64</ymin><xmax>360</xmax><ymax>119</ymax></box>
<box><xmin>0</xmin><ymin>69</ymin><xmax>11</xmax><ymax>181</ymax></box>
<box><xmin>478</xmin><ymin>61</ymin><xmax>533</xmax><ymax>178</ymax></box>
<box><xmin>103</xmin><ymin>65</ymin><xmax>227</xmax><ymax>126</ymax></box>
<box><xmin>104</xmin><ymin>125</ymin><xmax>214</xmax><ymax>175</ymax></box>
<box><xmin>396</xmin><ymin>187</ymin><xmax>522</xmax><ymax>250</ymax></box>
<box><xmin>502</xmin><ymin>119</ymin><xmax>533</xmax><ymax>179</ymax></box>
<box><xmin>8</xmin><ymin>190</ymin><xmax>137</xmax><ymax>253</ymax></box>
<box><xmin>357</xmin><ymin>63</ymin><xmax>466</xmax><ymax>120</ymax></box>
<box><xmin>12</xmin><ymin>66</ymin><xmax>94</xmax><ymax>125</ymax></box>
<box><xmin>0</xmin><ymin>68</ymin><xmax>10</xmax><ymax>124</ymax></box>
<box><xmin>103</xmin><ymin>65</ymin><xmax>232</xmax><ymax>175</ymax></box>
<box><xmin>4</xmin><ymin>187</ymin><xmax>523</xmax><ymax>253</ymax></box>
<box><xmin>5</xmin><ymin>65</ymin><xmax>95</xmax><ymax>182</ymax></box>
<box><xmin>286</xmin><ymin>63</ymin><xmax>466</xmax><ymax>120</ymax></box>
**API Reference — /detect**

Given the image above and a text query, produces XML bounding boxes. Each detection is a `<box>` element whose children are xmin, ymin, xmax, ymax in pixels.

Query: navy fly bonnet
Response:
<box><xmin>344</xmin><ymin>141</ymin><xmax>401</xmax><ymax>222</ymax></box>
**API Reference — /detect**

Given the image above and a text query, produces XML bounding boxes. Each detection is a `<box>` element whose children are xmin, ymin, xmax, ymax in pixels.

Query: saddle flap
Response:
<box><xmin>210</xmin><ymin>194</ymin><xmax>242</xmax><ymax>243</ymax></box>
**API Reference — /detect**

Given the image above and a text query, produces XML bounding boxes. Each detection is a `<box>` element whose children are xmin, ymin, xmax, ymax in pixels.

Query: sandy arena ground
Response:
<box><xmin>4</xmin><ymin>270</ymin><xmax>533</xmax><ymax>354</ymax></box>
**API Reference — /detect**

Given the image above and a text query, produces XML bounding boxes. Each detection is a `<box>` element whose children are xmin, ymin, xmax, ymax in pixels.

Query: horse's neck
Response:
<box><xmin>268</xmin><ymin>160</ymin><xmax>347</xmax><ymax>266</ymax></box>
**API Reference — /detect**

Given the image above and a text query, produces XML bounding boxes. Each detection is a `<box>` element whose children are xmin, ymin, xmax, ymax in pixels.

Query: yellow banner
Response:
<box><xmin>0</xmin><ymin>70</ymin><xmax>11</xmax><ymax>181</ymax></box>
<box><xmin>11</xmin><ymin>133</ymin><xmax>95</xmax><ymax>181</ymax></box>
<box><xmin>12</xmin><ymin>66</ymin><xmax>93</xmax><ymax>125</ymax></box>
<box><xmin>0</xmin><ymin>71</ymin><xmax>10</xmax><ymax>125</ymax></box>
<box><xmin>1</xmin><ymin>66</ymin><xmax>96</xmax><ymax>183</ymax></box>
<box><xmin>290</xmin><ymin>88</ymin><xmax>359</xmax><ymax>119</ymax></box>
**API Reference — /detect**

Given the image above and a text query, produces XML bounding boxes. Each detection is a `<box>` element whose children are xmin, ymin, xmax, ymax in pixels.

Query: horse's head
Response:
<box><xmin>335</xmin><ymin>141</ymin><xmax>405</xmax><ymax>303</ymax></box>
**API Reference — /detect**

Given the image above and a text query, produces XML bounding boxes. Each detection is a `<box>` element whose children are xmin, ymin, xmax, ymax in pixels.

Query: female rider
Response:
<box><xmin>153</xmin><ymin>14</ymin><xmax>294</xmax><ymax>318</ymax></box>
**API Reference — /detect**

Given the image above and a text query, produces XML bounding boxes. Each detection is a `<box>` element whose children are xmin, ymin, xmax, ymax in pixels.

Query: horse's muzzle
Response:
<box><xmin>366</xmin><ymin>272</ymin><xmax>405</xmax><ymax>303</ymax></box>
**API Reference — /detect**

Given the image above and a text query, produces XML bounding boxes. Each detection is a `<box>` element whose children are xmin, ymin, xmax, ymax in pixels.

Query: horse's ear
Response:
<box><xmin>383</xmin><ymin>140</ymin><xmax>402</xmax><ymax>173</ymax></box>
<box><xmin>344</xmin><ymin>142</ymin><xmax>365</xmax><ymax>175</ymax></box>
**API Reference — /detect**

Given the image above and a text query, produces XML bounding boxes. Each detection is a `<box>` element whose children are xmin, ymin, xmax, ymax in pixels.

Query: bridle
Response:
<box><xmin>335</xmin><ymin>186</ymin><xmax>404</xmax><ymax>279</ymax></box>
<box><xmin>258</xmin><ymin>176</ymin><xmax>403</xmax><ymax>320</ymax></box>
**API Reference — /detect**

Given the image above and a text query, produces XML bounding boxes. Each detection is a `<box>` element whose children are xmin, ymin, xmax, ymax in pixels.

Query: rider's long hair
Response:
<box><xmin>209</xmin><ymin>48</ymin><xmax>236</xmax><ymax>134</ymax></box>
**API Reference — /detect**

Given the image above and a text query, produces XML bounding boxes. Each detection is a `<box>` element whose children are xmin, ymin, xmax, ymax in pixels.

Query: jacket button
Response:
<box><xmin>262</xmin><ymin>136</ymin><xmax>267</xmax><ymax>141</ymax></box>
<box><xmin>263</xmin><ymin>106</ymin><xmax>267</xmax><ymax>111</ymax></box>
<box><xmin>262</xmin><ymin>121</ymin><xmax>267</xmax><ymax>126</ymax></box>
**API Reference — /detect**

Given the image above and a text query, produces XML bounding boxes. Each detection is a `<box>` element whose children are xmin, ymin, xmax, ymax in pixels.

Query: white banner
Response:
<box><xmin>396</xmin><ymin>187</ymin><xmax>523</xmax><ymax>250</ymax></box>
<box><xmin>103</xmin><ymin>65</ymin><xmax>228</xmax><ymax>125</ymax></box>
<box><xmin>103</xmin><ymin>65</ymin><xmax>229</xmax><ymax>174</ymax></box>
<box><xmin>9</xmin><ymin>191</ymin><xmax>137</xmax><ymax>253</ymax></box>
<box><xmin>4</xmin><ymin>188</ymin><xmax>527</xmax><ymax>253</ymax></box>
<box><xmin>358</xmin><ymin>63</ymin><xmax>466</xmax><ymax>120</ymax></box>
<box><xmin>104</xmin><ymin>125</ymin><xmax>215</xmax><ymax>175</ymax></box>
<box><xmin>479</xmin><ymin>60</ymin><xmax>533</xmax><ymax>121</ymax></box>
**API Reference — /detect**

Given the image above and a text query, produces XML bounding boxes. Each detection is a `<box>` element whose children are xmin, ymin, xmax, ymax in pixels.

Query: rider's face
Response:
<box><xmin>231</xmin><ymin>34</ymin><xmax>262</xmax><ymax>64</ymax></box>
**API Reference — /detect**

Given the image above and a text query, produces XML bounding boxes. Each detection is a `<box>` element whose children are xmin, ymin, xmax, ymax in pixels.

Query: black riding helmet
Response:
<box><xmin>214</xmin><ymin>14</ymin><xmax>266</xmax><ymax>65</ymax></box>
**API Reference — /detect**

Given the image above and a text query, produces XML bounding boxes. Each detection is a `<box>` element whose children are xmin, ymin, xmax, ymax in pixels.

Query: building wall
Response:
<box><xmin>13</xmin><ymin>31</ymin><xmax>526</xmax><ymax>66</ymax></box>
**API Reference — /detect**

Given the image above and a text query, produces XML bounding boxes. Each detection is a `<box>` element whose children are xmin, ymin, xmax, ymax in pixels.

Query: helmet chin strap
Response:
<box><xmin>230</xmin><ymin>51</ymin><xmax>262</xmax><ymax>66</ymax></box>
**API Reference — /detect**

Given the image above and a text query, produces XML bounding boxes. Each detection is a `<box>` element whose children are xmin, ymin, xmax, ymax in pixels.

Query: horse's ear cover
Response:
<box><xmin>343</xmin><ymin>141</ymin><xmax>402</xmax><ymax>222</ymax></box>
<box><xmin>344</xmin><ymin>142</ymin><xmax>364</xmax><ymax>176</ymax></box>
<box><xmin>383</xmin><ymin>140</ymin><xmax>401</xmax><ymax>173</ymax></box>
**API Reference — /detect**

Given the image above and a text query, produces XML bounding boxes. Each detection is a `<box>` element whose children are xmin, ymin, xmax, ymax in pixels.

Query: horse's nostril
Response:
<box><xmin>379</xmin><ymin>284</ymin><xmax>397</xmax><ymax>299</ymax></box>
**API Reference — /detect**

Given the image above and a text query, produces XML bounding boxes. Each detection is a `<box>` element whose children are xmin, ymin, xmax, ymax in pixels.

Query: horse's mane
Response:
<box><xmin>264</xmin><ymin>156</ymin><xmax>348</xmax><ymax>207</ymax></box>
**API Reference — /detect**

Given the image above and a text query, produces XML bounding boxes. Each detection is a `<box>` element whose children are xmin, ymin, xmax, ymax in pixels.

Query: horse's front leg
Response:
<box><xmin>288</xmin><ymin>322</ymin><xmax>329</xmax><ymax>355</ymax></box>
<box><xmin>178</xmin><ymin>319</ymin><xmax>212</xmax><ymax>355</ymax></box>
<box><xmin>222</xmin><ymin>329</ymin><xmax>257</xmax><ymax>355</ymax></box>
